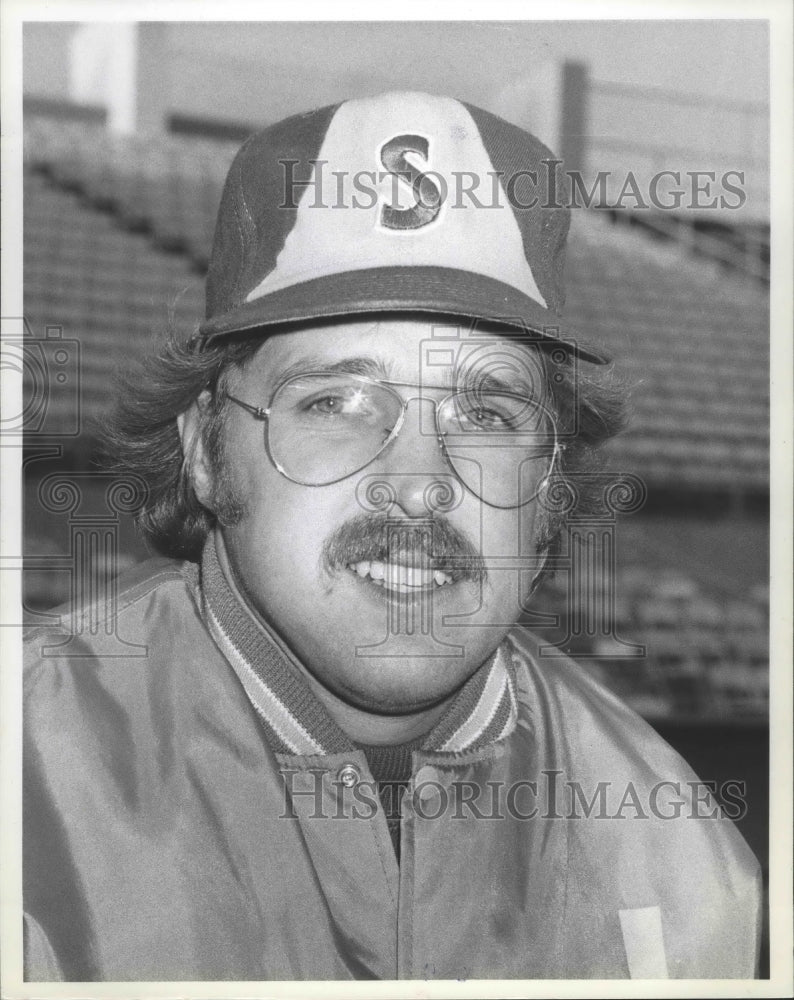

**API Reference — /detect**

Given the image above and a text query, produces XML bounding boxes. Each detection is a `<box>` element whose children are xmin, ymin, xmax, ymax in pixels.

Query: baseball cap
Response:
<box><xmin>199</xmin><ymin>90</ymin><xmax>608</xmax><ymax>364</ymax></box>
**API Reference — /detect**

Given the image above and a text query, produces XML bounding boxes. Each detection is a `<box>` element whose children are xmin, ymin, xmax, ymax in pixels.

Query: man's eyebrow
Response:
<box><xmin>453</xmin><ymin>366</ymin><xmax>536</xmax><ymax>397</ymax></box>
<box><xmin>275</xmin><ymin>355</ymin><xmax>392</xmax><ymax>383</ymax></box>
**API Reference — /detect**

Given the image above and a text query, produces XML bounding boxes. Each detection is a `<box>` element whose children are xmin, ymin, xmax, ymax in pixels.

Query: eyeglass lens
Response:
<box><xmin>266</xmin><ymin>374</ymin><xmax>556</xmax><ymax>507</ymax></box>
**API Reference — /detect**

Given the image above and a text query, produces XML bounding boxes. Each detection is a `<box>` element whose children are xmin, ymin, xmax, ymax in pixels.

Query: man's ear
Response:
<box><xmin>177</xmin><ymin>390</ymin><xmax>215</xmax><ymax>507</ymax></box>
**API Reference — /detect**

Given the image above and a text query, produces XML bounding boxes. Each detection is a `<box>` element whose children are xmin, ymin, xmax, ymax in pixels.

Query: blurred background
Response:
<box><xmin>17</xmin><ymin>20</ymin><xmax>769</xmax><ymax>969</ymax></box>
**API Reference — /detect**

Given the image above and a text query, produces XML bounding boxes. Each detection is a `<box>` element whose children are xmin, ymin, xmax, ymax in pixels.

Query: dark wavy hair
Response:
<box><xmin>102</xmin><ymin>319</ymin><xmax>629</xmax><ymax>575</ymax></box>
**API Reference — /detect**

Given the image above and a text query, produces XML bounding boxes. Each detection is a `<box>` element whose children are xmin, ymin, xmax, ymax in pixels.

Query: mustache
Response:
<box><xmin>321</xmin><ymin>514</ymin><xmax>487</xmax><ymax>583</ymax></box>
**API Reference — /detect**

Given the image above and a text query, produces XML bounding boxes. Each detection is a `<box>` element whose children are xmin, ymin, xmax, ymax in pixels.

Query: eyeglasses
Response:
<box><xmin>224</xmin><ymin>371</ymin><xmax>561</xmax><ymax>509</ymax></box>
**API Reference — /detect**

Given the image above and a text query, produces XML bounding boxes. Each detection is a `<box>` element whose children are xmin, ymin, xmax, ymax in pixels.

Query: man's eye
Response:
<box><xmin>299</xmin><ymin>387</ymin><xmax>377</xmax><ymax>419</ymax></box>
<box><xmin>458</xmin><ymin>406</ymin><xmax>515</xmax><ymax>430</ymax></box>
<box><xmin>471</xmin><ymin>408</ymin><xmax>508</xmax><ymax>426</ymax></box>
<box><xmin>306</xmin><ymin>395</ymin><xmax>346</xmax><ymax>414</ymax></box>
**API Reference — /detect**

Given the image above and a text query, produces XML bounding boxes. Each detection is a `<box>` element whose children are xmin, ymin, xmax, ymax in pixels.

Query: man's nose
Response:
<box><xmin>359</xmin><ymin>398</ymin><xmax>464</xmax><ymax>518</ymax></box>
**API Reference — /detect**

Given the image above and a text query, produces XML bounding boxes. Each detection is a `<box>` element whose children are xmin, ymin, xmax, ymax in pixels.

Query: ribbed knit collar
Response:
<box><xmin>200</xmin><ymin>531</ymin><xmax>518</xmax><ymax>757</ymax></box>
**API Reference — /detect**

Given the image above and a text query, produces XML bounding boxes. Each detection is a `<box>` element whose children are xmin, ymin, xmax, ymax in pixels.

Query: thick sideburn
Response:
<box><xmin>204</xmin><ymin>396</ymin><xmax>250</xmax><ymax>527</ymax></box>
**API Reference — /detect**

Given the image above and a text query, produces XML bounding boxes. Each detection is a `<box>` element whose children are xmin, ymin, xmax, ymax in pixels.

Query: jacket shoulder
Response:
<box><xmin>22</xmin><ymin>554</ymin><xmax>221</xmax><ymax>784</ymax></box>
<box><xmin>25</xmin><ymin>556</ymin><xmax>197</xmax><ymax>645</ymax></box>
<box><xmin>23</xmin><ymin>556</ymin><xmax>203</xmax><ymax>689</ymax></box>
<box><xmin>507</xmin><ymin>625</ymin><xmax>687</xmax><ymax>775</ymax></box>
<box><xmin>504</xmin><ymin>626</ymin><xmax>762</xmax><ymax>860</ymax></box>
<box><xmin>506</xmin><ymin>627</ymin><xmax>761</xmax><ymax>976</ymax></box>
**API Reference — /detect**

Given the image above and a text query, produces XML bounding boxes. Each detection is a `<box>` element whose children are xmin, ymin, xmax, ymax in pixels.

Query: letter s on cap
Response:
<box><xmin>380</xmin><ymin>134</ymin><xmax>442</xmax><ymax>230</ymax></box>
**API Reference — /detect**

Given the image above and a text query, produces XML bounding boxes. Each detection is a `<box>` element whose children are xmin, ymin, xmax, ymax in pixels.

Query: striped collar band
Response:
<box><xmin>200</xmin><ymin>531</ymin><xmax>518</xmax><ymax>757</ymax></box>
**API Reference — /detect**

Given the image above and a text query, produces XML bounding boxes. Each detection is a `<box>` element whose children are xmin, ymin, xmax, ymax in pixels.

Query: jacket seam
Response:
<box><xmin>24</xmin><ymin>567</ymin><xmax>190</xmax><ymax>644</ymax></box>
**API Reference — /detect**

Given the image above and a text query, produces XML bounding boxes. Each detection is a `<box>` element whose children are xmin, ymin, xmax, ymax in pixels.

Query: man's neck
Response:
<box><xmin>214</xmin><ymin>532</ymin><xmax>454</xmax><ymax>746</ymax></box>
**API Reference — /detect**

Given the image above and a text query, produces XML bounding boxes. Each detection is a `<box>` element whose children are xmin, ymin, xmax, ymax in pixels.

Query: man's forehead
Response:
<box><xmin>239</xmin><ymin>317</ymin><xmax>550</xmax><ymax>391</ymax></box>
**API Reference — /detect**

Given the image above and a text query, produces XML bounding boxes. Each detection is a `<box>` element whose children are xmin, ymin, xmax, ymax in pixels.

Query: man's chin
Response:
<box><xmin>326</xmin><ymin>678</ymin><xmax>462</xmax><ymax>718</ymax></box>
<box><xmin>313</xmin><ymin>644</ymin><xmax>484</xmax><ymax>717</ymax></box>
<box><xmin>312</xmin><ymin>571</ymin><xmax>503</xmax><ymax>709</ymax></box>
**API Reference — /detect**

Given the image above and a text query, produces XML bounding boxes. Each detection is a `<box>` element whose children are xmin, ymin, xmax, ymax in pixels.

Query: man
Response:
<box><xmin>23</xmin><ymin>91</ymin><xmax>760</xmax><ymax>981</ymax></box>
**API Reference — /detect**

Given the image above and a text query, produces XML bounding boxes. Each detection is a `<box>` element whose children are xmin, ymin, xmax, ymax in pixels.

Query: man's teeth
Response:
<box><xmin>348</xmin><ymin>560</ymin><xmax>453</xmax><ymax>590</ymax></box>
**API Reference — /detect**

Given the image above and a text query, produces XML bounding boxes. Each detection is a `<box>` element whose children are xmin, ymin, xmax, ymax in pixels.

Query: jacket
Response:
<box><xmin>23</xmin><ymin>534</ymin><xmax>761</xmax><ymax>981</ymax></box>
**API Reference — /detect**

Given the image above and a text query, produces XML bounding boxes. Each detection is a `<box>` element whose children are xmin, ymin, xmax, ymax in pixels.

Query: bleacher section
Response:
<box><xmin>566</xmin><ymin>214</ymin><xmax>769</xmax><ymax>492</ymax></box>
<box><xmin>20</xmin><ymin>117</ymin><xmax>769</xmax><ymax>725</ymax></box>
<box><xmin>25</xmin><ymin>118</ymin><xmax>234</xmax><ymax>267</ymax></box>
<box><xmin>24</xmin><ymin>171</ymin><xmax>204</xmax><ymax>430</ymax></box>
<box><xmin>528</xmin><ymin>562</ymin><xmax>768</xmax><ymax>722</ymax></box>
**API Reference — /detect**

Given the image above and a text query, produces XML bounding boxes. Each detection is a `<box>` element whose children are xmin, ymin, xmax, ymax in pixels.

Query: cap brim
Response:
<box><xmin>198</xmin><ymin>266</ymin><xmax>609</xmax><ymax>365</ymax></box>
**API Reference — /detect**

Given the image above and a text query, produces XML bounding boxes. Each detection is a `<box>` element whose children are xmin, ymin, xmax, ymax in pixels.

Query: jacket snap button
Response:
<box><xmin>337</xmin><ymin>763</ymin><xmax>361</xmax><ymax>788</ymax></box>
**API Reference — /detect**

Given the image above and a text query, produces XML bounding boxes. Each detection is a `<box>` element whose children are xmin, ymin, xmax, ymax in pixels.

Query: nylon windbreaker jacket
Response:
<box><xmin>23</xmin><ymin>533</ymin><xmax>761</xmax><ymax>981</ymax></box>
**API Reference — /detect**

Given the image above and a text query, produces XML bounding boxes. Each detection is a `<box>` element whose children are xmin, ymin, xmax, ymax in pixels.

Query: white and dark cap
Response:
<box><xmin>200</xmin><ymin>90</ymin><xmax>608</xmax><ymax>364</ymax></box>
